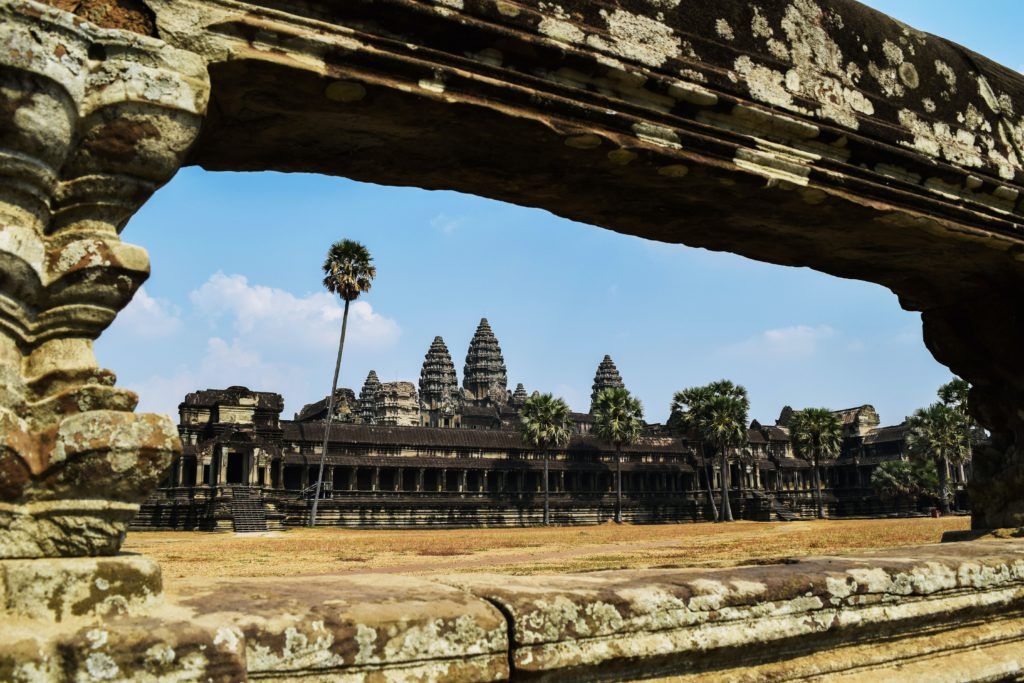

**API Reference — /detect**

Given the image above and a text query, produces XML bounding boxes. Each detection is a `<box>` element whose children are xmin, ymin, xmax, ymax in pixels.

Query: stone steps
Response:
<box><xmin>230</xmin><ymin>499</ymin><xmax>269</xmax><ymax>533</ymax></box>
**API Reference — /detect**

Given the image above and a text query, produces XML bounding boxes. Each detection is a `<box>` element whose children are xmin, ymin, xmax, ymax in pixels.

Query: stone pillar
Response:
<box><xmin>481</xmin><ymin>470</ymin><xmax>489</xmax><ymax>493</ymax></box>
<box><xmin>396</xmin><ymin>467</ymin><xmax>404</xmax><ymax>492</ymax></box>
<box><xmin>372</xmin><ymin>467</ymin><xmax>380</xmax><ymax>492</ymax></box>
<box><xmin>416</xmin><ymin>468</ymin><xmax>425</xmax><ymax>492</ymax></box>
<box><xmin>459</xmin><ymin>470</ymin><xmax>467</xmax><ymax>493</ymax></box>
<box><xmin>0</xmin><ymin>4</ymin><xmax>207</xmax><ymax>558</ymax></box>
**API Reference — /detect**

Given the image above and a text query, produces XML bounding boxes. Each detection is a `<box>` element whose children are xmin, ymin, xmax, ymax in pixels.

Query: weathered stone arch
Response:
<box><xmin>3</xmin><ymin>0</ymin><xmax>1024</xmax><ymax>557</ymax></box>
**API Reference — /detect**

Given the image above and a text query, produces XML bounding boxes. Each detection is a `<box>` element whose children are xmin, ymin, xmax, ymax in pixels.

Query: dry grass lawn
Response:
<box><xmin>124</xmin><ymin>516</ymin><xmax>971</xmax><ymax>579</ymax></box>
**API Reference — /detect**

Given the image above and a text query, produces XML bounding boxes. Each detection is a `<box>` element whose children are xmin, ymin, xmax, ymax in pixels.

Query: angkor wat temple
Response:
<box><xmin>135</xmin><ymin>319</ymin><xmax>970</xmax><ymax>531</ymax></box>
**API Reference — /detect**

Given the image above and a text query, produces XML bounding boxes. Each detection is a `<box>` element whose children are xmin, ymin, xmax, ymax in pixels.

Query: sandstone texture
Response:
<box><xmin>0</xmin><ymin>0</ymin><xmax>207</xmax><ymax>556</ymax></box>
<box><xmin>2</xmin><ymin>539</ymin><xmax>1024</xmax><ymax>680</ymax></box>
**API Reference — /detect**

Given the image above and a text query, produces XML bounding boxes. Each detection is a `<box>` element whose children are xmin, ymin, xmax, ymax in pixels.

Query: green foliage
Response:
<box><xmin>870</xmin><ymin>459</ymin><xmax>939</xmax><ymax>501</ymax></box>
<box><xmin>519</xmin><ymin>393</ymin><xmax>573</xmax><ymax>453</ymax></box>
<box><xmin>322</xmin><ymin>239</ymin><xmax>376</xmax><ymax>301</ymax></box>
<box><xmin>906</xmin><ymin>403</ymin><xmax>971</xmax><ymax>467</ymax></box>
<box><xmin>789</xmin><ymin>407</ymin><xmax>843</xmax><ymax>466</ymax></box>
<box><xmin>670</xmin><ymin>379</ymin><xmax>750</xmax><ymax>453</ymax></box>
<box><xmin>592</xmin><ymin>387</ymin><xmax>644</xmax><ymax>449</ymax></box>
<box><xmin>938</xmin><ymin>378</ymin><xmax>970</xmax><ymax>415</ymax></box>
<box><xmin>937</xmin><ymin>376</ymin><xmax>985</xmax><ymax>445</ymax></box>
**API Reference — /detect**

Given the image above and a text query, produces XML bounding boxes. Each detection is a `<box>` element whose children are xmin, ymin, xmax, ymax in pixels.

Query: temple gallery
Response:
<box><xmin>135</xmin><ymin>319</ymin><xmax>969</xmax><ymax>532</ymax></box>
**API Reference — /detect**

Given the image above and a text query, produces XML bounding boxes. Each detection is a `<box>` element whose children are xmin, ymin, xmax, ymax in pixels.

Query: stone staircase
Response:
<box><xmin>752</xmin><ymin>491</ymin><xmax>801</xmax><ymax>521</ymax></box>
<box><xmin>229</xmin><ymin>489</ymin><xmax>268</xmax><ymax>532</ymax></box>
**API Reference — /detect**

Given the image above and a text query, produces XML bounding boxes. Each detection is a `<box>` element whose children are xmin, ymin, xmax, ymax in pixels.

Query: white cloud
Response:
<box><xmin>190</xmin><ymin>272</ymin><xmax>400</xmax><ymax>352</ymax></box>
<box><xmin>430</xmin><ymin>213</ymin><xmax>464</xmax><ymax>235</ymax></box>
<box><xmin>127</xmin><ymin>273</ymin><xmax>401</xmax><ymax>418</ymax></box>
<box><xmin>722</xmin><ymin>324</ymin><xmax>837</xmax><ymax>358</ymax></box>
<box><xmin>115</xmin><ymin>287</ymin><xmax>181</xmax><ymax>339</ymax></box>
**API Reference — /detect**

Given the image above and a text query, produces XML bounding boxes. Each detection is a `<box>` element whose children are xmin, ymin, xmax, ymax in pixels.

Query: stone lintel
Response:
<box><xmin>2</xmin><ymin>540</ymin><xmax>1024</xmax><ymax>680</ymax></box>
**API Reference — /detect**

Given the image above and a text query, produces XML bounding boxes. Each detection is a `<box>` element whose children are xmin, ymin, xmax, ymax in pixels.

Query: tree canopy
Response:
<box><xmin>592</xmin><ymin>387</ymin><xmax>644</xmax><ymax>449</ymax></box>
<box><xmin>322</xmin><ymin>239</ymin><xmax>376</xmax><ymax>301</ymax></box>
<box><xmin>519</xmin><ymin>393</ymin><xmax>573</xmax><ymax>453</ymax></box>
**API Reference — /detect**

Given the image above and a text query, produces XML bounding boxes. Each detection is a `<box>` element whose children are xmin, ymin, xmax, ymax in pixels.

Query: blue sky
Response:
<box><xmin>95</xmin><ymin>1</ymin><xmax>1024</xmax><ymax>425</ymax></box>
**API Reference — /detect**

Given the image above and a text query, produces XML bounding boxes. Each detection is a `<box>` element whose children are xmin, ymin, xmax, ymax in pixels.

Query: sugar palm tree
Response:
<box><xmin>906</xmin><ymin>402</ymin><xmax>971</xmax><ymax>515</ymax></box>
<box><xmin>310</xmin><ymin>239</ymin><xmax>376</xmax><ymax>527</ymax></box>
<box><xmin>670</xmin><ymin>385</ymin><xmax>718</xmax><ymax>521</ymax></box>
<box><xmin>673</xmin><ymin>381</ymin><xmax>748</xmax><ymax>522</ymax></box>
<box><xmin>788</xmin><ymin>407</ymin><xmax>843</xmax><ymax>519</ymax></box>
<box><xmin>519</xmin><ymin>393</ymin><xmax>573</xmax><ymax>525</ymax></box>
<box><xmin>592</xmin><ymin>387</ymin><xmax>643</xmax><ymax>524</ymax></box>
<box><xmin>696</xmin><ymin>392</ymin><xmax>748</xmax><ymax>522</ymax></box>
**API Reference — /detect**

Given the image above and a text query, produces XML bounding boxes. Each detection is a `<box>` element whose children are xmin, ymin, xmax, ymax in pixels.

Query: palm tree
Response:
<box><xmin>670</xmin><ymin>386</ymin><xmax>717</xmax><ymax>521</ymax></box>
<box><xmin>519</xmin><ymin>393</ymin><xmax>573</xmax><ymax>525</ymax></box>
<box><xmin>789</xmin><ymin>408</ymin><xmax>843</xmax><ymax>519</ymax></box>
<box><xmin>906</xmin><ymin>402</ymin><xmax>970</xmax><ymax>515</ymax></box>
<box><xmin>672</xmin><ymin>381</ymin><xmax>748</xmax><ymax>522</ymax></box>
<box><xmin>696</xmin><ymin>392</ymin><xmax>748</xmax><ymax>522</ymax></box>
<box><xmin>310</xmin><ymin>239</ymin><xmax>376</xmax><ymax>527</ymax></box>
<box><xmin>592</xmin><ymin>387</ymin><xmax>644</xmax><ymax>524</ymax></box>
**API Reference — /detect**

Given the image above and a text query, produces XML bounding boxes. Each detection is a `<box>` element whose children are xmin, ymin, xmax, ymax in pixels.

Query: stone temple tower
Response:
<box><xmin>509</xmin><ymin>383</ymin><xmax>528</xmax><ymax>408</ymax></box>
<box><xmin>419</xmin><ymin>336</ymin><xmax>462</xmax><ymax>427</ymax></box>
<box><xmin>590</xmin><ymin>355</ymin><xmax>625</xmax><ymax>413</ymax></box>
<box><xmin>358</xmin><ymin>370</ymin><xmax>381</xmax><ymax>424</ymax></box>
<box><xmin>463</xmin><ymin>318</ymin><xmax>508</xmax><ymax>406</ymax></box>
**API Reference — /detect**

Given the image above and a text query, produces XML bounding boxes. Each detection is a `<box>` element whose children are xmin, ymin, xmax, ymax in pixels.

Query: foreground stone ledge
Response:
<box><xmin>447</xmin><ymin>539</ymin><xmax>1024</xmax><ymax>680</ymax></box>
<box><xmin>3</xmin><ymin>540</ymin><xmax>1024</xmax><ymax>681</ymax></box>
<box><xmin>168</xmin><ymin>574</ymin><xmax>510</xmax><ymax>681</ymax></box>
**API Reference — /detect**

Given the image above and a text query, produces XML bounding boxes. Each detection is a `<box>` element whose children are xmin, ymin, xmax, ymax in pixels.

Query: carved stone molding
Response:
<box><xmin>0</xmin><ymin>0</ymin><xmax>209</xmax><ymax>557</ymax></box>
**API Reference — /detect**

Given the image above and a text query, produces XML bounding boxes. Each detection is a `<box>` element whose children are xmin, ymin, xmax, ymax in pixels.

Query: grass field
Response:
<box><xmin>123</xmin><ymin>516</ymin><xmax>971</xmax><ymax>579</ymax></box>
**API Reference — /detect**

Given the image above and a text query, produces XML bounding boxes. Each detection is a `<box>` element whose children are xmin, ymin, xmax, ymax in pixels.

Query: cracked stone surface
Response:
<box><xmin>2</xmin><ymin>540</ymin><xmax>1023</xmax><ymax>680</ymax></box>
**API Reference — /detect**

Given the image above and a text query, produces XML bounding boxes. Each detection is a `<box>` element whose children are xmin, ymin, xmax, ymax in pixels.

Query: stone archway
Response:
<box><xmin>4</xmin><ymin>0</ymin><xmax>1022</xmax><ymax>556</ymax></box>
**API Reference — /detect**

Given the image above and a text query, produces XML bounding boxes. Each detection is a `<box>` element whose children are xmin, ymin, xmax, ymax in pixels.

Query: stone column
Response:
<box><xmin>372</xmin><ymin>467</ymin><xmax>380</xmax><ymax>492</ymax></box>
<box><xmin>416</xmin><ymin>468</ymin><xmax>425</xmax><ymax>492</ymax></box>
<box><xmin>0</xmin><ymin>4</ymin><xmax>207</xmax><ymax>558</ymax></box>
<box><xmin>459</xmin><ymin>470</ymin><xmax>467</xmax><ymax>493</ymax></box>
<box><xmin>396</xmin><ymin>467</ymin><xmax>404</xmax><ymax>492</ymax></box>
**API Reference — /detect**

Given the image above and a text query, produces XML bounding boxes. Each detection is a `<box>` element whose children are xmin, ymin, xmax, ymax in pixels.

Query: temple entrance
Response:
<box><xmin>226</xmin><ymin>453</ymin><xmax>245</xmax><ymax>485</ymax></box>
<box><xmin>182</xmin><ymin>457</ymin><xmax>197</xmax><ymax>487</ymax></box>
<box><xmin>282</xmin><ymin>466</ymin><xmax>303</xmax><ymax>490</ymax></box>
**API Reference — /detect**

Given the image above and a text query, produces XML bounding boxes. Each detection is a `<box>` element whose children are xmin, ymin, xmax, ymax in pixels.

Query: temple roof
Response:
<box><xmin>863</xmin><ymin>423</ymin><xmax>909</xmax><ymax>444</ymax></box>
<box><xmin>180</xmin><ymin>387</ymin><xmax>284</xmax><ymax>411</ymax></box>
<box><xmin>282</xmin><ymin>421</ymin><xmax>694</xmax><ymax>454</ymax></box>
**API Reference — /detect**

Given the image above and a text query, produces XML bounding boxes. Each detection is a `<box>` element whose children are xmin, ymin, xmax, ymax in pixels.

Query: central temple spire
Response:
<box><xmin>420</xmin><ymin>336</ymin><xmax>462</xmax><ymax>426</ymax></box>
<box><xmin>590</xmin><ymin>355</ymin><xmax>625</xmax><ymax>413</ymax></box>
<box><xmin>463</xmin><ymin>318</ymin><xmax>508</xmax><ymax>406</ymax></box>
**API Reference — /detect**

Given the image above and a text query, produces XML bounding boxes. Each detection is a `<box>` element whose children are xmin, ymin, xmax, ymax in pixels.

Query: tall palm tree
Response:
<box><xmin>310</xmin><ymin>239</ymin><xmax>376</xmax><ymax>527</ymax></box>
<box><xmin>789</xmin><ymin>407</ymin><xmax>843</xmax><ymax>519</ymax></box>
<box><xmin>672</xmin><ymin>381</ymin><xmax>748</xmax><ymax>522</ymax></box>
<box><xmin>519</xmin><ymin>393</ymin><xmax>573</xmax><ymax>525</ymax></box>
<box><xmin>592</xmin><ymin>387</ymin><xmax>644</xmax><ymax>524</ymax></box>
<box><xmin>906</xmin><ymin>402</ymin><xmax>971</xmax><ymax>515</ymax></box>
<box><xmin>670</xmin><ymin>385</ymin><xmax>718</xmax><ymax>520</ymax></box>
<box><xmin>696</xmin><ymin>392</ymin><xmax>748</xmax><ymax>522</ymax></box>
